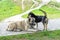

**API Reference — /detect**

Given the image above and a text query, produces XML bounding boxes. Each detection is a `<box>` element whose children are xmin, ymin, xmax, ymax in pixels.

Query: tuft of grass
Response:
<box><xmin>0</xmin><ymin>30</ymin><xmax>60</xmax><ymax>40</ymax></box>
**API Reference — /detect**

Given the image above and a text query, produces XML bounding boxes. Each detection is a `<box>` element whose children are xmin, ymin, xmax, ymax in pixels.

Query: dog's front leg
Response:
<box><xmin>36</xmin><ymin>23</ymin><xmax>38</xmax><ymax>30</ymax></box>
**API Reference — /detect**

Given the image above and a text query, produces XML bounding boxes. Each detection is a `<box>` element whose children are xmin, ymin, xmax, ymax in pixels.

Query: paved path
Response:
<box><xmin>0</xmin><ymin>16</ymin><xmax>60</xmax><ymax>36</ymax></box>
<box><xmin>38</xmin><ymin>19</ymin><xmax>60</xmax><ymax>31</ymax></box>
<box><xmin>0</xmin><ymin>17</ymin><xmax>37</xmax><ymax>36</ymax></box>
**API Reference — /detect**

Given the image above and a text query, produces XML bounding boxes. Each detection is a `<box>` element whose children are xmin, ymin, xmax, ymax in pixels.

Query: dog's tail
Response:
<box><xmin>39</xmin><ymin>9</ymin><xmax>47</xmax><ymax>17</ymax></box>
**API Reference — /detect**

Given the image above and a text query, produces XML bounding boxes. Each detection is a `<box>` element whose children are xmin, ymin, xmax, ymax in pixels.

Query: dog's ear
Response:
<box><xmin>27</xmin><ymin>15</ymin><xmax>31</xmax><ymax>18</ymax></box>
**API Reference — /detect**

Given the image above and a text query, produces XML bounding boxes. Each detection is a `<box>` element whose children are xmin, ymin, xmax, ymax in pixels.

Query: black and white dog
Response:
<box><xmin>28</xmin><ymin>9</ymin><xmax>48</xmax><ymax>30</ymax></box>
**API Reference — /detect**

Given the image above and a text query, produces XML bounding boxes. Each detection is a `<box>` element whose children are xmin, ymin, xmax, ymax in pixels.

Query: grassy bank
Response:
<box><xmin>22</xmin><ymin>6</ymin><xmax>60</xmax><ymax>19</ymax></box>
<box><xmin>0</xmin><ymin>30</ymin><xmax>60</xmax><ymax>40</ymax></box>
<box><xmin>0</xmin><ymin>0</ymin><xmax>22</xmax><ymax>21</ymax></box>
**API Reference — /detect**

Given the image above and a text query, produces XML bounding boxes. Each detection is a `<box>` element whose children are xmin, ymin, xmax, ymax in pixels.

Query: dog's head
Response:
<box><xmin>28</xmin><ymin>12</ymin><xmax>36</xmax><ymax>24</ymax></box>
<box><xmin>28</xmin><ymin>12</ymin><xmax>36</xmax><ymax>18</ymax></box>
<box><xmin>27</xmin><ymin>12</ymin><xmax>37</xmax><ymax>29</ymax></box>
<box><xmin>29</xmin><ymin>17</ymin><xmax>36</xmax><ymax>25</ymax></box>
<box><xmin>6</xmin><ymin>23</ymin><xmax>16</xmax><ymax>31</ymax></box>
<box><xmin>28</xmin><ymin>17</ymin><xmax>36</xmax><ymax>29</ymax></box>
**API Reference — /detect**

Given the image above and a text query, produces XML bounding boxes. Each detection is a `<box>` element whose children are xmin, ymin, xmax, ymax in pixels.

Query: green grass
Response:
<box><xmin>22</xmin><ymin>6</ymin><xmax>60</xmax><ymax>19</ymax></box>
<box><xmin>0</xmin><ymin>30</ymin><xmax>60</xmax><ymax>40</ymax></box>
<box><xmin>0</xmin><ymin>0</ymin><xmax>22</xmax><ymax>21</ymax></box>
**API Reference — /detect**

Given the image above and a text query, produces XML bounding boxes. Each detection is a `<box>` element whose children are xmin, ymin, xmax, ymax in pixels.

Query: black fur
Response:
<box><xmin>28</xmin><ymin>9</ymin><xmax>48</xmax><ymax>30</ymax></box>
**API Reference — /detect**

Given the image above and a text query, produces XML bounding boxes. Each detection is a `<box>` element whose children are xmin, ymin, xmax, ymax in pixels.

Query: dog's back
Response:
<box><xmin>35</xmin><ymin>16</ymin><xmax>46</xmax><ymax>23</ymax></box>
<box><xmin>28</xmin><ymin>9</ymin><xmax>47</xmax><ymax>23</ymax></box>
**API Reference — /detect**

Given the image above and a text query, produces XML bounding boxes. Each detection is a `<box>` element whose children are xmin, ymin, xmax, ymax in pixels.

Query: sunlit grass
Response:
<box><xmin>22</xmin><ymin>6</ymin><xmax>60</xmax><ymax>19</ymax></box>
<box><xmin>0</xmin><ymin>0</ymin><xmax>22</xmax><ymax>21</ymax></box>
<box><xmin>0</xmin><ymin>30</ymin><xmax>60</xmax><ymax>40</ymax></box>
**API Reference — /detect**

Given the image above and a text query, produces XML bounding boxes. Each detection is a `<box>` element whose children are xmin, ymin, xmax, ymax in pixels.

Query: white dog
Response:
<box><xmin>6</xmin><ymin>19</ymin><xmax>29</xmax><ymax>31</ymax></box>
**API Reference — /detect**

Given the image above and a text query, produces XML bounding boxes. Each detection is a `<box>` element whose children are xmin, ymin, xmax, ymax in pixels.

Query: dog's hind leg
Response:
<box><xmin>43</xmin><ymin>24</ymin><xmax>47</xmax><ymax>31</ymax></box>
<box><xmin>45</xmin><ymin>18</ymin><xmax>48</xmax><ymax>31</ymax></box>
<box><xmin>45</xmin><ymin>24</ymin><xmax>47</xmax><ymax>31</ymax></box>
<box><xmin>43</xmin><ymin>23</ymin><xmax>45</xmax><ymax>31</ymax></box>
<box><xmin>43</xmin><ymin>18</ymin><xmax>48</xmax><ymax>31</ymax></box>
<box><xmin>43</xmin><ymin>23</ymin><xmax>48</xmax><ymax>31</ymax></box>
